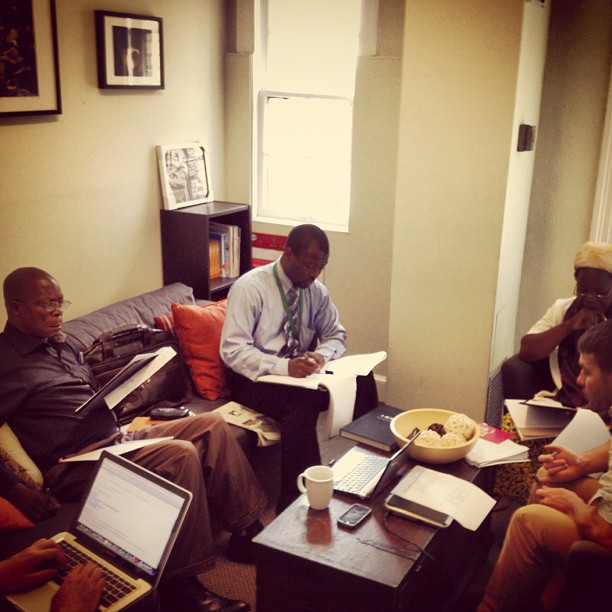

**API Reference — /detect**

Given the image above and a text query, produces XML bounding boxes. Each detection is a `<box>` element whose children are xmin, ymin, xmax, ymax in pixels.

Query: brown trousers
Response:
<box><xmin>46</xmin><ymin>413</ymin><xmax>268</xmax><ymax>578</ymax></box>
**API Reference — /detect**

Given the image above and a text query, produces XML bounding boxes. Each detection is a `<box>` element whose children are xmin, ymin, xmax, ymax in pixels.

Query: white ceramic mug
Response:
<box><xmin>296</xmin><ymin>465</ymin><xmax>334</xmax><ymax>510</ymax></box>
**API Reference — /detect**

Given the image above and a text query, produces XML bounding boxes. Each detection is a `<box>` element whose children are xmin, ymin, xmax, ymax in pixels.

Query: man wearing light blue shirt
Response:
<box><xmin>221</xmin><ymin>224</ymin><xmax>376</xmax><ymax>512</ymax></box>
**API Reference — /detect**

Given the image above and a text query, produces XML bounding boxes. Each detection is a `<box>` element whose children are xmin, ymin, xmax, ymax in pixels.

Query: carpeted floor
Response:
<box><xmin>193</xmin><ymin>416</ymin><xmax>355</xmax><ymax>610</ymax></box>
<box><xmin>198</xmin><ymin>507</ymin><xmax>276</xmax><ymax>610</ymax></box>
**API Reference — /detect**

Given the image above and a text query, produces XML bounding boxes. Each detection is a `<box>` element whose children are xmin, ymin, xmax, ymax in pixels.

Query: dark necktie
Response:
<box><xmin>281</xmin><ymin>287</ymin><xmax>300</xmax><ymax>357</ymax></box>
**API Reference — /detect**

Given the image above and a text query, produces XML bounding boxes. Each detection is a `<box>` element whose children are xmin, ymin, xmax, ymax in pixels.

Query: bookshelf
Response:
<box><xmin>160</xmin><ymin>201</ymin><xmax>252</xmax><ymax>300</ymax></box>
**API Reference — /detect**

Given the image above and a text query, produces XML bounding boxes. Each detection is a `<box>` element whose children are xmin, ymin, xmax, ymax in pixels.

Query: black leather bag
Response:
<box><xmin>83</xmin><ymin>324</ymin><xmax>192</xmax><ymax>425</ymax></box>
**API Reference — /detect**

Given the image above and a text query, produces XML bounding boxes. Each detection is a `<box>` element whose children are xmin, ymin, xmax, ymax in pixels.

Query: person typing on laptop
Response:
<box><xmin>0</xmin><ymin>539</ymin><xmax>105</xmax><ymax>612</ymax></box>
<box><xmin>0</xmin><ymin>268</ymin><xmax>268</xmax><ymax>612</ymax></box>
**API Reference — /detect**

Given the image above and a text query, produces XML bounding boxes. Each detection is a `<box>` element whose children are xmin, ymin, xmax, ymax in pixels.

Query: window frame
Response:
<box><xmin>251</xmin><ymin>0</ymin><xmax>360</xmax><ymax>232</ymax></box>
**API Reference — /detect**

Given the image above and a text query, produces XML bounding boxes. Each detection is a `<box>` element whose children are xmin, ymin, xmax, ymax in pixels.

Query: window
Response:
<box><xmin>254</xmin><ymin>0</ymin><xmax>362</xmax><ymax>231</ymax></box>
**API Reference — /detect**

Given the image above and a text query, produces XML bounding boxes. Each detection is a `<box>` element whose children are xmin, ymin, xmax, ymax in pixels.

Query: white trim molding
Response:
<box><xmin>591</xmin><ymin>65</ymin><xmax>612</xmax><ymax>242</ymax></box>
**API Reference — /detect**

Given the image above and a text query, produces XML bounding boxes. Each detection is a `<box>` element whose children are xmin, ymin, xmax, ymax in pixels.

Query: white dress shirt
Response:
<box><xmin>220</xmin><ymin>259</ymin><xmax>347</xmax><ymax>381</ymax></box>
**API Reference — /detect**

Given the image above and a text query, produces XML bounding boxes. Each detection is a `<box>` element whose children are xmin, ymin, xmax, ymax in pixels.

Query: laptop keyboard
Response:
<box><xmin>334</xmin><ymin>454</ymin><xmax>388</xmax><ymax>494</ymax></box>
<box><xmin>52</xmin><ymin>540</ymin><xmax>137</xmax><ymax>609</ymax></box>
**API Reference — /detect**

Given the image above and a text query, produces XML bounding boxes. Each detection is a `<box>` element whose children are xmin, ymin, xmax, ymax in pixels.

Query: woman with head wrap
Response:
<box><xmin>519</xmin><ymin>241</ymin><xmax>612</xmax><ymax>414</ymax></box>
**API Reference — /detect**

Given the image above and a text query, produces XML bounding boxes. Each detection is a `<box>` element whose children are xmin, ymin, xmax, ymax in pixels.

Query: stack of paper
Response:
<box><xmin>465</xmin><ymin>438</ymin><xmax>529</xmax><ymax>468</ymax></box>
<box><xmin>505</xmin><ymin>399</ymin><xmax>574</xmax><ymax>440</ymax></box>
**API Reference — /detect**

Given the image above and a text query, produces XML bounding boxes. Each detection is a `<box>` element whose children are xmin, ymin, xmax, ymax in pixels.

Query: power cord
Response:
<box><xmin>357</xmin><ymin>512</ymin><xmax>435</xmax><ymax>562</ymax></box>
<box><xmin>383</xmin><ymin>511</ymin><xmax>436</xmax><ymax>561</ymax></box>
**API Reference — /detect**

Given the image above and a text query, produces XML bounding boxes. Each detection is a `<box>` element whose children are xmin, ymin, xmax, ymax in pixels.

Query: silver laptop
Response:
<box><xmin>332</xmin><ymin>427</ymin><xmax>420</xmax><ymax>499</ymax></box>
<box><xmin>7</xmin><ymin>451</ymin><xmax>192</xmax><ymax>612</ymax></box>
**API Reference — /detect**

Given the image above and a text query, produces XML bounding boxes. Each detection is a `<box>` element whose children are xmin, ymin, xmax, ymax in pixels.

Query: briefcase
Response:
<box><xmin>83</xmin><ymin>324</ymin><xmax>191</xmax><ymax>425</ymax></box>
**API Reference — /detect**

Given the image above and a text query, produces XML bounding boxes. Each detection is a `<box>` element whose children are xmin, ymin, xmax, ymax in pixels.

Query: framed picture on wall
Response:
<box><xmin>0</xmin><ymin>0</ymin><xmax>62</xmax><ymax>117</ymax></box>
<box><xmin>95</xmin><ymin>11</ymin><xmax>164</xmax><ymax>89</ymax></box>
<box><xmin>156</xmin><ymin>143</ymin><xmax>214</xmax><ymax>210</ymax></box>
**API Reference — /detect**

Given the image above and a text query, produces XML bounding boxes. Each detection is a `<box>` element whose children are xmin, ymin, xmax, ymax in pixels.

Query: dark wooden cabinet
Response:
<box><xmin>160</xmin><ymin>201</ymin><xmax>251</xmax><ymax>300</ymax></box>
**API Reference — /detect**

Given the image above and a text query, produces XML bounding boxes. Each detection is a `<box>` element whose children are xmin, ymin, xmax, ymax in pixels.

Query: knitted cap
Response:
<box><xmin>574</xmin><ymin>242</ymin><xmax>612</xmax><ymax>274</ymax></box>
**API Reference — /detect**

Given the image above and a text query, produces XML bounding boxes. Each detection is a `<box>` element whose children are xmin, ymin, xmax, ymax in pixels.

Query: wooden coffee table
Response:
<box><xmin>253</xmin><ymin>453</ymin><xmax>492</xmax><ymax>611</ymax></box>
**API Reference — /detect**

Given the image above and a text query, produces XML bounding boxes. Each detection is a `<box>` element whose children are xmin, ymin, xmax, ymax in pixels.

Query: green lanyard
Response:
<box><xmin>273</xmin><ymin>262</ymin><xmax>303</xmax><ymax>343</ymax></box>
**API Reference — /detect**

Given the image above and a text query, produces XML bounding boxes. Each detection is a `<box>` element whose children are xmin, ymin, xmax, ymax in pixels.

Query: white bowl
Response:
<box><xmin>390</xmin><ymin>408</ymin><xmax>480</xmax><ymax>464</ymax></box>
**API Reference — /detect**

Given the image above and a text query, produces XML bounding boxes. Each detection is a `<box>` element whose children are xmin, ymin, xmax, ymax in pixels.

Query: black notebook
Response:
<box><xmin>339</xmin><ymin>405</ymin><xmax>403</xmax><ymax>451</ymax></box>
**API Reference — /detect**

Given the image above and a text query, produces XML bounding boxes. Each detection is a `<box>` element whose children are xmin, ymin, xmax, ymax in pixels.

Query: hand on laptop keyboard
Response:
<box><xmin>51</xmin><ymin>562</ymin><xmax>106</xmax><ymax>612</ymax></box>
<box><xmin>0</xmin><ymin>539</ymin><xmax>104</xmax><ymax>612</ymax></box>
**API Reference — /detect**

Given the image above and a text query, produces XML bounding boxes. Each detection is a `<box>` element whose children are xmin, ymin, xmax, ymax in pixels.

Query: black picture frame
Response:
<box><xmin>95</xmin><ymin>11</ymin><xmax>164</xmax><ymax>90</ymax></box>
<box><xmin>0</xmin><ymin>0</ymin><xmax>61</xmax><ymax>117</ymax></box>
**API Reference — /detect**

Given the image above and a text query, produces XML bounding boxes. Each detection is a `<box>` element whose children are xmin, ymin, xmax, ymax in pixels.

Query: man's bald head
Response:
<box><xmin>3</xmin><ymin>268</ymin><xmax>66</xmax><ymax>338</ymax></box>
<box><xmin>3</xmin><ymin>267</ymin><xmax>57</xmax><ymax>307</ymax></box>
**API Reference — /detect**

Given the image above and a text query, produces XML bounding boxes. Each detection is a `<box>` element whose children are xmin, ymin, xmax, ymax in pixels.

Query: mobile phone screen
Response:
<box><xmin>338</xmin><ymin>504</ymin><xmax>372</xmax><ymax>528</ymax></box>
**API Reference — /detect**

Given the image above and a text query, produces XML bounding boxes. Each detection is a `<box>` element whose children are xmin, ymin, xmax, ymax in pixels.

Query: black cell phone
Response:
<box><xmin>148</xmin><ymin>406</ymin><xmax>190</xmax><ymax>420</ymax></box>
<box><xmin>337</xmin><ymin>503</ymin><xmax>372</xmax><ymax>529</ymax></box>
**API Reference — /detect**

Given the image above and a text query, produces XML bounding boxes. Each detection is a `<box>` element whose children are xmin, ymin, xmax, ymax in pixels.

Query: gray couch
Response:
<box><xmin>1</xmin><ymin>283</ymin><xmax>279</xmax><ymax>558</ymax></box>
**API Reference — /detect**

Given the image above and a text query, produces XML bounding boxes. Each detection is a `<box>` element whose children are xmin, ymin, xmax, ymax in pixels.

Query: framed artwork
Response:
<box><xmin>95</xmin><ymin>11</ymin><xmax>164</xmax><ymax>89</ymax></box>
<box><xmin>156</xmin><ymin>143</ymin><xmax>214</xmax><ymax>210</ymax></box>
<box><xmin>0</xmin><ymin>0</ymin><xmax>61</xmax><ymax>117</ymax></box>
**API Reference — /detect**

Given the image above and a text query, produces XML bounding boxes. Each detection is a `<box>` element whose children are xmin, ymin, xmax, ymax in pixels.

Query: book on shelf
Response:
<box><xmin>75</xmin><ymin>346</ymin><xmax>177</xmax><ymax>416</ymax></box>
<box><xmin>231</xmin><ymin>225</ymin><xmax>241</xmax><ymax>277</ymax></box>
<box><xmin>209</xmin><ymin>221</ymin><xmax>241</xmax><ymax>278</ymax></box>
<box><xmin>339</xmin><ymin>404</ymin><xmax>402</xmax><ymax>451</ymax></box>
<box><xmin>505</xmin><ymin>399</ymin><xmax>575</xmax><ymax>441</ymax></box>
<box><xmin>209</xmin><ymin>238</ymin><xmax>221</xmax><ymax>279</ymax></box>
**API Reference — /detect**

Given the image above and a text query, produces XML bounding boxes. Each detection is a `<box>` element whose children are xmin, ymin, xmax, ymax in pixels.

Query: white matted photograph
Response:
<box><xmin>156</xmin><ymin>143</ymin><xmax>214</xmax><ymax>210</ymax></box>
<box><xmin>95</xmin><ymin>11</ymin><xmax>163</xmax><ymax>89</ymax></box>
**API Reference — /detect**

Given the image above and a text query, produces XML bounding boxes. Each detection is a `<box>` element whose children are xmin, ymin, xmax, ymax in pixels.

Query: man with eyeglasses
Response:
<box><xmin>518</xmin><ymin>241</ymin><xmax>612</xmax><ymax>415</ymax></box>
<box><xmin>479</xmin><ymin>319</ymin><xmax>612</xmax><ymax>611</ymax></box>
<box><xmin>0</xmin><ymin>267</ymin><xmax>268</xmax><ymax>612</ymax></box>
<box><xmin>221</xmin><ymin>224</ymin><xmax>378</xmax><ymax>513</ymax></box>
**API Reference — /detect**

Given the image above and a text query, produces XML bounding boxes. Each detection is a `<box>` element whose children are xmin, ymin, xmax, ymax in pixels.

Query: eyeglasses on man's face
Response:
<box><xmin>15</xmin><ymin>299</ymin><xmax>72</xmax><ymax>312</ymax></box>
<box><xmin>574</xmin><ymin>285</ymin><xmax>612</xmax><ymax>301</ymax></box>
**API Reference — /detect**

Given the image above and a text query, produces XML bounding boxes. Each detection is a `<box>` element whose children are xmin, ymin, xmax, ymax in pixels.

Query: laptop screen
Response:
<box><xmin>73</xmin><ymin>452</ymin><xmax>190</xmax><ymax>581</ymax></box>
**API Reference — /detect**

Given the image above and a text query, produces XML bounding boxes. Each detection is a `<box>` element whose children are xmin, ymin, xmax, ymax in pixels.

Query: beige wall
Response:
<box><xmin>490</xmin><ymin>0</ymin><xmax>550</xmax><ymax>372</ymax></box>
<box><xmin>1</xmin><ymin>0</ymin><xmax>609</xmax><ymax>422</ymax></box>
<box><xmin>0</xmin><ymin>0</ymin><xmax>226</xmax><ymax>323</ymax></box>
<box><xmin>517</xmin><ymin>0</ymin><xmax>612</xmax><ymax>340</ymax></box>
<box><xmin>387</xmin><ymin>0</ymin><xmax>524</xmax><ymax>418</ymax></box>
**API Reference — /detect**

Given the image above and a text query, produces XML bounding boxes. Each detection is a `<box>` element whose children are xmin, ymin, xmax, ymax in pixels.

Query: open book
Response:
<box><xmin>75</xmin><ymin>346</ymin><xmax>177</xmax><ymax>415</ymax></box>
<box><xmin>256</xmin><ymin>351</ymin><xmax>387</xmax><ymax>438</ymax></box>
<box><xmin>213</xmin><ymin>402</ymin><xmax>281</xmax><ymax>447</ymax></box>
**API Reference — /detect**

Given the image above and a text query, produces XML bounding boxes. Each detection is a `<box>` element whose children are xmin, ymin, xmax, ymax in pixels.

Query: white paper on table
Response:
<box><xmin>59</xmin><ymin>437</ymin><xmax>174</xmax><ymax>462</ymax></box>
<box><xmin>256</xmin><ymin>351</ymin><xmax>387</xmax><ymax>439</ymax></box>
<box><xmin>391</xmin><ymin>465</ymin><xmax>496</xmax><ymax>531</ymax></box>
<box><xmin>466</xmin><ymin>438</ymin><xmax>530</xmax><ymax>467</ymax></box>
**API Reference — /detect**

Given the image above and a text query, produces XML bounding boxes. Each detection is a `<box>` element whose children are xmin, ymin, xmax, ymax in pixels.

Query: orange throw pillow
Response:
<box><xmin>0</xmin><ymin>496</ymin><xmax>34</xmax><ymax>531</ymax></box>
<box><xmin>171</xmin><ymin>301</ymin><xmax>230</xmax><ymax>400</ymax></box>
